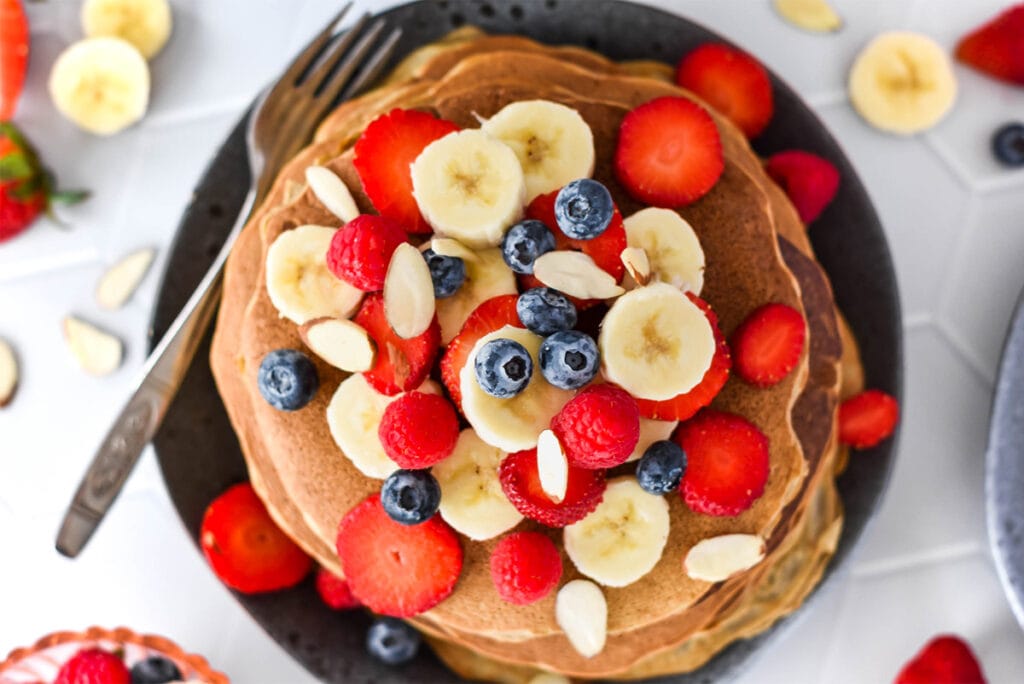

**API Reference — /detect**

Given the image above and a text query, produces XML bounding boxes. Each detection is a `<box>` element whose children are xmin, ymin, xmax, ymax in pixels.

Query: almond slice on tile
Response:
<box><xmin>430</xmin><ymin>236</ymin><xmax>479</xmax><ymax>263</ymax></box>
<box><xmin>537</xmin><ymin>428</ymin><xmax>568</xmax><ymax>503</ymax></box>
<box><xmin>305</xmin><ymin>165</ymin><xmax>360</xmax><ymax>223</ymax></box>
<box><xmin>555</xmin><ymin>579</ymin><xmax>607</xmax><ymax>658</ymax></box>
<box><xmin>533</xmin><ymin>251</ymin><xmax>625</xmax><ymax>300</ymax></box>
<box><xmin>299</xmin><ymin>317</ymin><xmax>376</xmax><ymax>372</ymax></box>
<box><xmin>620</xmin><ymin>246</ymin><xmax>650</xmax><ymax>286</ymax></box>
<box><xmin>383</xmin><ymin>242</ymin><xmax>436</xmax><ymax>339</ymax></box>
<box><xmin>0</xmin><ymin>338</ymin><xmax>18</xmax><ymax>407</ymax></box>
<box><xmin>63</xmin><ymin>316</ymin><xmax>123</xmax><ymax>376</ymax></box>
<box><xmin>684</xmin><ymin>534</ymin><xmax>766</xmax><ymax>582</ymax></box>
<box><xmin>95</xmin><ymin>247</ymin><xmax>156</xmax><ymax>310</ymax></box>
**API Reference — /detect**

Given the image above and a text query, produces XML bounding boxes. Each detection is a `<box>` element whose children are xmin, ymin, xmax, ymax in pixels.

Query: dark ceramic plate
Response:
<box><xmin>987</xmin><ymin>286</ymin><xmax>1024</xmax><ymax>629</ymax></box>
<box><xmin>149</xmin><ymin>1</ymin><xmax>903</xmax><ymax>681</ymax></box>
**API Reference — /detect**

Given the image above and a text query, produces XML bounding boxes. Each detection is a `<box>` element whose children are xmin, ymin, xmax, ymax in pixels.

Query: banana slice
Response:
<box><xmin>326</xmin><ymin>374</ymin><xmax>441</xmax><ymax>479</ymax></box>
<box><xmin>433</xmin><ymin>429</ymin><xmax>523</xmax><ymax>540</ymax></box>
<box><xmin>625</xmin><ymin>418</ymin><xmax>679</xmax><ymax>463</ymax></box>
<box><xmin>49</xmin><ymin>37</ymin><xmax>150</xmax><ymax>136</ymax></box>
<box><xmin>265</xmin><ymin>225</ymin><xmax>363</xmax><ymax>325</ymax></box>
<box><xmin>599</xmin><ymin>283</ymin><xmax>715</xmax><ymax>401</ymax></box>
<box><xmin>460</xmin><ymin>325</ymin><xmax>574</xmax><ymax>453</ymax></box>
<box><xmin>436</xmin><ymin>247</ymin><xmax>516</xmax><ymax>345</ymax></box>
<box><xmin>622</xmin><ymin>208</ymin><xmax>704</xmax><ymax>294</ymax></box>
<box><xmin>848</xmin><ymin>31</ymin><xmax>956</xmax><ymax>135</ymax></box>
<box><xmin>773</xmin><ymin>0</ymin><xmax>843</xmax><ymax>33</ymax></box>
<box><xmin>81</xmin><ymin>0</ymin><xmax>173</xmax><ymax>59</ymax></box>
<box><xmin>563</xmin><ymin>477</ymin><xmax>670</xmax><ymax>587</ymax></box>
<box><xmin>480</xmin><ymin>99</ymin><xmax>596</xmax><ymax>201</ymax></box>
<box><xmin>411</xmin><ymin>129</ymin><xmax>526</xmax><ymax>248</ymax></box>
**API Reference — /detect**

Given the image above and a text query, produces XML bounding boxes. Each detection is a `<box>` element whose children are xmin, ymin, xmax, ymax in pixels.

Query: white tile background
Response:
<box><xmin>1</xmin><ymin>0</ymin><xmax>1023</xmax><ymax>682</ymax></box>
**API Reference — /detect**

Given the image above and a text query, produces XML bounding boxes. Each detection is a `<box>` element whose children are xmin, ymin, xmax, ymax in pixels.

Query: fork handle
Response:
<box><xmin>56</xmin><ymin>188</ymin><xmax>257</xmax><ymax>558</ymax></box>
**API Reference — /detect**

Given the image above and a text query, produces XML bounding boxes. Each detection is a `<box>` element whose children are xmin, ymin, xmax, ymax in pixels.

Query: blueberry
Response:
<box><xmin>517</xmin><ymin>287</ymin><xmax>577</xmax><ymax>335</ymax></box>
<box><xmin>130</xmin><ymin>656</ymin><xmax>182</xmax><ymax>684</ymax></box>
<box><xmin>539</xmin><ymin>330</ymin><xmax>599</xmax><ymax>390</ymax></box>
<box><xmin>500</xmin><ymin>219</ymin><xmax>556</xmax><ymax>274</ymax></box>
<box><xmin>993</xmin><ymin>122</ymin><xmax>1024</xmax><ymax>167</ymax></box>
<box><xmin>554</xmin><ymin>179</ymin><xmax>614</xmax><ymax>240</ymax></box>
<box><xmin>636</xmin><ymin>440</ymin><xmax>686</xmax><ymax>495</ymax></box>
<box><xmin>367</xmin><ymin>617</ymin><xmax>421</xmax><ymax>665</ymax></box>
<box><xmin>474</xmin><ymin>338</ymin><xmax>533</xmax><ymax>397</ymax></box>
<box><xmin>257</xmin><ymin>349</ymin><xmax>319</xmax><ymax>411</ymax></box>
<box><xmin>422</xmin><ymin>248</ymin><xmax>466</xmax><ymax>298</ymax></box>
<box><xmin>381</xmin><ymin>469</ymin><xmax>441</xmax><ymax>525</ymax></box>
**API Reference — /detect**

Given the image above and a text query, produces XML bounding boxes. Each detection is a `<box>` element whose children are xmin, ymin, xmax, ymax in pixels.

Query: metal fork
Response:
<box><xmin>56</xmin><ymin>4</ymin><xmax>402</xmax><ymax>558</ymax></box>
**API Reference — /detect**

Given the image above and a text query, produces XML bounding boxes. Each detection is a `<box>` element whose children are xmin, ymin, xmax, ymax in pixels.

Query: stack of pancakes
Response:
<box><xmin>210</xmin><ymin>28</ymin><xmax>864</xmax><ymax>682</ymax></box>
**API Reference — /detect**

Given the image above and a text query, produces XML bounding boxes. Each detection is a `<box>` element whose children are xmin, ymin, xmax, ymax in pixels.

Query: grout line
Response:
<box><xmin>807</xmin><ymin>90</ymin><xmax>848</xmax><ymax>109</ymax></box>
<box><xmin>852</xmin><ymin>541</ymin><xmax>985</xmax><ymax>579</ymax></box>
<box><xmin>970</xmin><ymin>170</ymin><xmax>1024</xmax><ymax>197</ymax></box>
<box><xmin>142</xmin><ymin>97</ymin><xmax>252</xmax><ymax>130</ymax></box>
<box><xmin>922</xmin><ymin>133</ymin><xmax>978</xmax><ymax>192</ymax></box>
<box><xmin>933</xmin><ymin>317</ymin><xmax>997</xmax><ymax>388</ymax></box>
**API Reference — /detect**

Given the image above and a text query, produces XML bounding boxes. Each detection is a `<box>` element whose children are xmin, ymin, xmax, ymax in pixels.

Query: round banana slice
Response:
<box><xmin>81</xmin><ymin>0</ymin><xmax>173</xmax><ymax>59</ymax></box>
<box><xmin>326</xmin><ymin>375</ymin><xmax>441</xmax><ymax>479</ymax></box>
<box><xmin>436</xmin><ymin>247</ymin><xmax>517</xmax><ymax>345</ymax></box>
<box><xmin>433</xmin><ymin>429</ymin><xmax>523</xmax><ymax>540</ymax></box>
<box><xmin>623</xmin><ymin>208</ymin><xmax>704</xmax><ymax>294</ymax></box>
<box><xmin>564</xmin><ymin>477</ymin><xmax>670</xmax><ymax>587</ymax></box>
<box><xmin>49</xmin><ymin>37</ymin><xmax>150</xmax><ymax>136</ymax></box>
<box><xmin>481</xmin><ymin>99</ymin><xmax>595</xmax><ymax>201</ymax></box>
<box><xmin>460</xmin><ymin>325</ymin><xmax>575</xmax><ymax>453</ymax></box>
<box><xmin>599</xmin><ymin>282</ymin><xmax>715</xmax><ymax>401</ymax></box>
<box><xmin>848</xmin><ymin>31</ymin><xmax>956</xmax><ymax>135</ymax></box>
<box><xmin>625</xmin><ymin>418</ymin><xmax>679</xmax><ymax>463</ymax></box>
<box><xmin>265</xmin><ymin>225</ymin><xmax>363</xmax><ymax>325</ymax></box>
<box><xmin>411</xmin><ymin>129</ymin><xmax>526</xmax><ymax>248</ymax></box>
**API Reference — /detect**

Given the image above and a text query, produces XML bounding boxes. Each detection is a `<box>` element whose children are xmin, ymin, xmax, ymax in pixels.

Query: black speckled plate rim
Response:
<box><xmin>149</xmin><ymin>1</ymin><xmax>903</xmax><ymax>682</ymax></box>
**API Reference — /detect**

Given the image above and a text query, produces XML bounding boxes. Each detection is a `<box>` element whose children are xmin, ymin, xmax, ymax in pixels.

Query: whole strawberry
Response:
<box><xmin>0</xmin><ymin>122</ymin><xmax>87</xmax><ymax>243</ymax></box>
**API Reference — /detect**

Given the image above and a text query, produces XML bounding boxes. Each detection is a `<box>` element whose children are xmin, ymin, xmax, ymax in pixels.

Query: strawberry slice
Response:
<box><xmin>674</xmin><ymin>409</ymin><xmax>770</xmax><ymax>517</ymax></box>
<box><xmin>315</xmin><ymin>567</ymin><xmax>360</xmax><ymax>610</ymax></box>
<box><xmin>353</xmin><ymin>108</ymin><xmax>460</xmax><ymax>234</ymax></box>
<box><xmin>675</xmin><ymin>43</ymin><xmax>775</xmax><ymax>139</ymax></box>
<box><xmin>730</xmin><ymin>302</ymin><xmax>806</xmax><ymax>387</ymax></box>
<box><xmin>0</xmin><ymin>0</ymin><xmax>29</xmax><ymax>120</ymax></box>
<box><xmin>764</xmin><ymin>150</ymin><xmax>840</xmax><ymax>224</ymax></box>
<box><xmin>635</xmin><ymin>294</ymin><xmax>731</xmax><ymax>421</ymax></box>
<box><xmin>895</xmin><ymin>635</ymin><xmax>987</xmax><ymax>684</ymax></box>
<box><xmin>335</xmin><ymin>493</ymin><xmax>462</xmax><ymax>617</ymax></box>
<box><xmin>614</xmin><ymin>96</ymin><xmax>724</xmax><ymax>208</ymax></box>
<box><xmin>200</xmin><ymin>483</ymin><xmax>312</xmax><ymax>594</ymax></box>
<box><xmin>440</xmin><ymin>294</ymin><xmax>522</xmax><ymax>408</ymax></box>
<box><xmin>498</xmin><ymin>448</ymin><xmax>607</xmax><ymax>527</ymax></box>
<box><xmin>838</xmin><ymin>389</ymin><xmax>899</xmax><ymax>449</ymax></box>
<box><xmin>355</xmin><ymin>292</ymin><xmax>440</xmax><ymax>396</ymax></box>
<box><xmin>955</xmin><ymin>5</ymin><xmax>1024</xmax><ymax>86</ymax></box>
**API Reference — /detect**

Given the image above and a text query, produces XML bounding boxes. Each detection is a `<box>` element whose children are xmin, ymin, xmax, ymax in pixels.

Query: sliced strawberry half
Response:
<box><xmin>335</xmin><ymin>493</ymin><xmax>463</xmax><ymax>617</ymax></box>
<box><xmin>674</xmin><ymin>409</ymin><xmax>770</xmax><ymax>517</ymax></box>
<box><xmin>439</xmin><ymin>294</ymin><xmax>522</xmax><ymax>408</ymax></box>
<box><xmin>200</xmin><ymin>483</ymin><xmax>312</xmax><ymax>594</ymax></box>
<box><xmin>498</xmin><ymin>448</ymin><xmax>607</xmax><ymax>527</ymax></box>
<box><xmin>614</xmin><ymin>96</ymin><xmax>724</xmax><ymax>208</ymax></box>
<box><xmin>730</xmin><ymin>302</ymin><xmax>806</xmax><ymax>387</ymax></box>
<box><xmin>635</xmin><ymin>293</ymin><xmax>731</xmax><ymax>421</ymax></box>
<box><xmin>675</xmin><ymin>42</ymin><xmax>774</xmax><ymax>139</ymax></box>
<box><xmin>838</xmin><ymin>389</ymin><xmax>899</xmax><ymax>449</ymax></box>
<box><xmin>955</xmin><ymin>5</ymin><xmax>1024</xmax><ymax>86</ymax></box>
<box><xmin>353</xmin><ymin>108</ymin><xmax>460</xmax><ymax>234</ymax></box>
<box><xmin>355</xmin><ymin>292</ymin><xmax>440</xmax><ymax>396</ymax></box>
<box><xmin>764</xmin><ymin>150</ymin><xmax>840</xmax><ymax>224</ymax></box>
<box><xmin>895</xmin><ymin>635</ymin><xmax>987</xmax><ymax>684</ymax></box>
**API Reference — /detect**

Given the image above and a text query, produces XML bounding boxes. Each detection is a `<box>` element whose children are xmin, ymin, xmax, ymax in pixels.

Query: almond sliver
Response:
<box><xmin>300</xmin><ymin>318</ymin><xmax>376</xmax><ymax>372</ymax></box>
<box><xmin>306</xmin><ymin>165</ymin><xmax>360</xmax><ymax>223</ymax></box>
<box><xmin>533</xmin><ymin>251</ymin><xmax>624</xmax><ymax>300</ymax></box>
<box><xmin>684</xmin><ymin>534</ymin><xmax>765</xmax><ymax>582</ymax></box>
<box><xmin>384</xmin><ymin>243</ymin><xmax>436</xmax><ymax>339</ymax></box>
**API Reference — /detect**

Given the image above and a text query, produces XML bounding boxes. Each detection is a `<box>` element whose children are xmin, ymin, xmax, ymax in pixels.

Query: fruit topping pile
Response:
<box><xmin>50</xmin><ymin>647</ymin><xmax>186</xmax><ymax>684</ymax></box>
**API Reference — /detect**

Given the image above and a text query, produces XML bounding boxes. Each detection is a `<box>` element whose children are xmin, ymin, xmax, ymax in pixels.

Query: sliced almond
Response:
<box><xmin>533</xmin><ymin>251</ymin><xmax>625</xmax><ymax>300</ymax></box>
<box><xmin>684</xmin><ymin>534</ymin><xmax>766</xmax><ymax>582</ymax></box>
<box><xmin>95</xmin><ymin>247</ymin><xmax>156</xmax><ymax>310</ymax></box>
<box><xmin>620</xmin><ymin>246</ymin><xmax>650</xmax><ymax>286</ymax></box>
<box><xmin>773</xmin><ymin>0</ymin><xmax>843</xmax><ymax>33</ymax></box>
<box><xmin>383</xmin><ymin>242</ymin><xmax>436</xmax><ymax>339</ymax></box>
<box><xmin>63</xmin><ymin>316</ymin><xmax>123</xmax><ymax>376</ymax></box>
<box><xmin>536</xmin><ymin>429</ymin><xmax>568</xmax><ymax>503</ymax></box>
<box><xmin>555</xmin><ymin>579</ymin><xmax>607</xmax><ymax>658</ymax></box>
<box><xmin>430</xmin><ymin>236</ymin><xmax>479</xmax><ymax>263</ymax></box>
<box><xmin>299</xmin><ymin>317</ymin><xmax>376</xmax><ymax>372</ymax></box>
<box><xmin>0</xmin><ymin>338</ymin><xmax>18</xmax><ymax>407</ymax></box>
<box><xmin>305</xmin><ymin>165</ymin><xmax>360</xmax><ymax>223</ymax></box>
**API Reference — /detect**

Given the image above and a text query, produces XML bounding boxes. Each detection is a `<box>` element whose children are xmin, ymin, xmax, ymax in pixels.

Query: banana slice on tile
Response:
<box><xmin>81</xmin><ymin>0</ymin><xmax>173</xmax><ymax>59</ymax></box>
<box><xmin>622</xmin><ymin>208</ymin><xmax>704</xmax><ymax>294</ymax></box>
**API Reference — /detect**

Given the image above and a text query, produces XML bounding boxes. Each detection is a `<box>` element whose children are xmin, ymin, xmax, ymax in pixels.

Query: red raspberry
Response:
<box><xmin>498</xmin><ymin>448</ymin><xmax>606</xmax><ymax>527</ymax></box>
<box><xmin>489</xmin><ymin>531</ymin><xmax>562</xmax><ymax>605</ymax></box>
<box><xmin>379</xmin><ymin>391</ymin><xmax>460</xmax><ymax>469</ymax></box>
<box><xmin>54</xmin><ymin>648</ymin><xmax>130</xmax><ymax>684</ymax></box>
<box><xmin>550</xmin><ymin>384</ymin><xmax>640</xmax><ymax>469</ymax></box>
<box><xmin>326</xmin><ymin>214</ymin><xmax>407</xmax><ymax>291</ymax></box>
<box><xmin>315</xmin><ymin>567</ymin><xmax>361</xmax><ymax>610</ymax></box>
